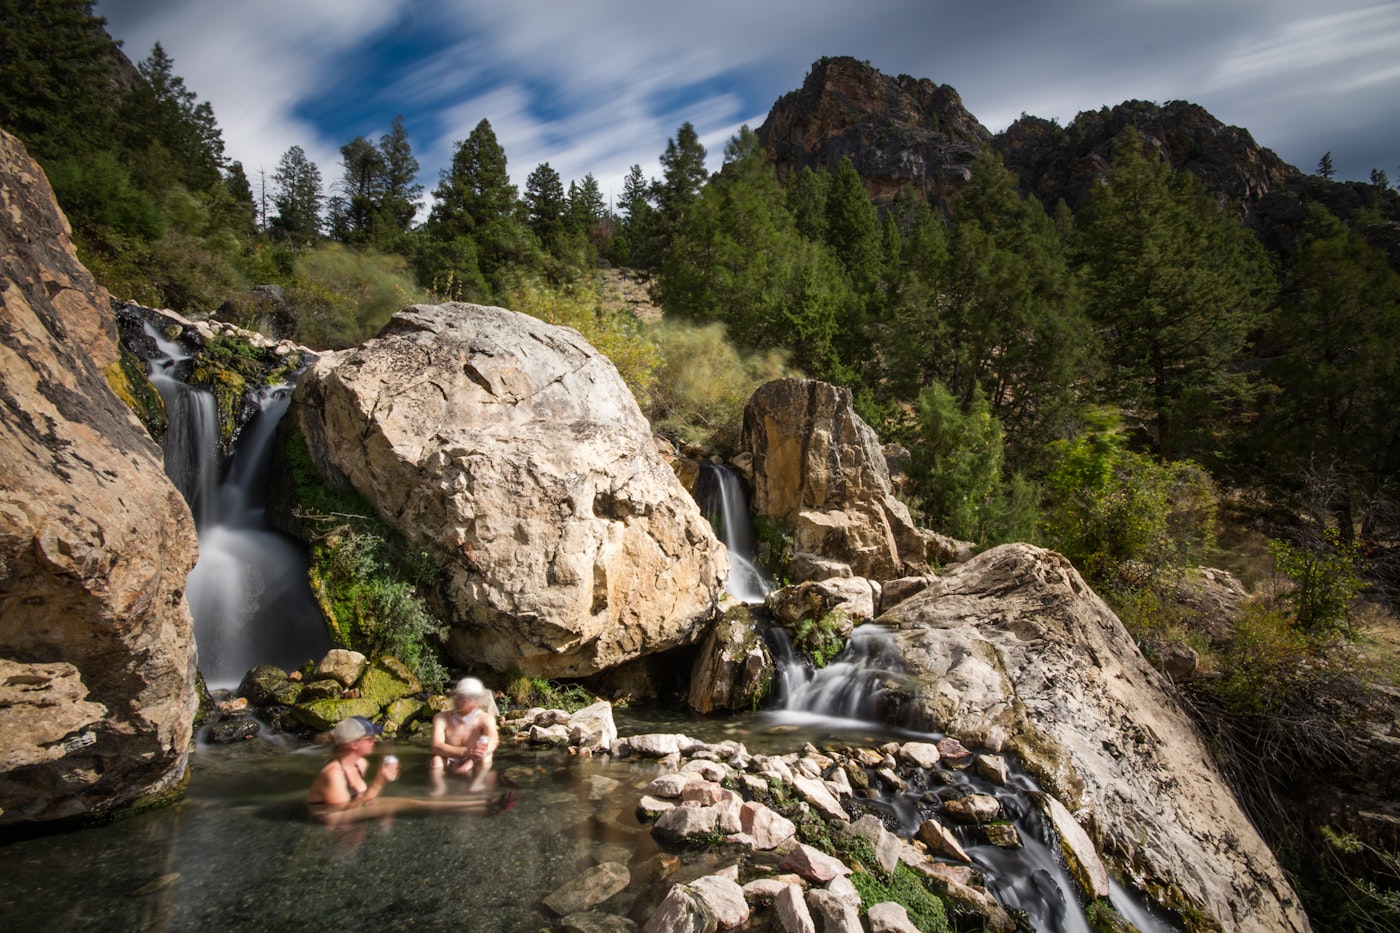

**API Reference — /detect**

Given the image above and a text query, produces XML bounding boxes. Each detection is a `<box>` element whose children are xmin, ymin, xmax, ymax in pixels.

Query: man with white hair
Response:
<box><xmin>429</xmin><ymin>676</ymin><xmax>500</xmax><ymax>793</ymax></box>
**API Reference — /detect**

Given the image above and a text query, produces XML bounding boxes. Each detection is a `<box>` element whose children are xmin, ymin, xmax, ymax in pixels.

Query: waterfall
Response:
<box><xmin>764</xmin><ymin>623</ymin><xmax>906</xmax><ymax>726</ymax></box>
<box><xmin>143</xmin><ymin>324</ymin><xmax>329</xmax><ymax>688</ymax></box>
<box><xmin>693</xmin><ymin>463</ymin><xmax>772</xmax><ymax>603</ymax></box>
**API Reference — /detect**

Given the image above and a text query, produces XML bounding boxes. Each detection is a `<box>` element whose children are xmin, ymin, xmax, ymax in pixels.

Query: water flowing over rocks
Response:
<box><xmin>0</xmin><ymin>128</ymin><xmax>199</xmax><ymax>825</ymax></box>
<box><xmin>291</xmin><ymin>302</ymin><xmax>728</xmax><ymax>678</ymax></box>
<box><xmin>879</xmin><ymin>542</ymin><xmax>1311</xmax><ymax>932</ymax></box>
<box><xmin>742</xmin><ymin>378</ymin><xmax>926</xmax><ymax>583</ymax></box>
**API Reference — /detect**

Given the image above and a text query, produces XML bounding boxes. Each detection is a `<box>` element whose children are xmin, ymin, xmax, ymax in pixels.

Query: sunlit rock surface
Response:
<box><xmin>0</xmin><ymin>128</ymin><xmax>199</xmax><ymax>825</ymax></box>
<box><xmin>742</xmin><ymin>377</ymin><xmax>926</xmax><ymax>583</ymax></box>
<box><xmin>881</xmin><ymin>542</ymin><xmax>1311</xmax><ymax>932</ymax></box>
<box><xmin>292</xmin><ymin>302</ymin><xmax>727</xmax><ymax>678</ymax></box>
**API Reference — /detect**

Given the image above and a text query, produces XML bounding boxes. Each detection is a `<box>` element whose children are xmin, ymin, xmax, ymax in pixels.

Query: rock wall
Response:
<box><xmin>0</xmin><ymin>129</ymin><xmax>199</xmax><ymax>825</ymax></box>
<box><xmin>742</xmin><ymin>377</ymin><xmax>925</xmax><ymax>582</ymax></box>
<box><xmin>292</xmin><ymin>303</ymin><xmax>727</xmax><ymax>678</ymax></box>
<box><xmin>881</xmin><ymin>543</ymin><xmax>1310</xmax><ymax>932</ymax></box>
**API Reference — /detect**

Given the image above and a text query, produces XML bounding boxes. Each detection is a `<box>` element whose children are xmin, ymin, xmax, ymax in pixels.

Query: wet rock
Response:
<box><xmin>239</xmin><ymin>666</ymin><xmax>301</xmax><ymax>707</ymax></box>
<box><xmin>204</xmin><ymin>718</ymin><xmax>260</xmax><ymax>744</ymax></box>
<box><xmin>779</xmin><ymin>843</ymin><xmax>852</xmax><ymax>884</ymax></box>
<box><xmin>897</xmin><ymin>741</ymin><xmax>940</xmax><ymax>770</ymax></box>
<box><xmin>1034</xmin><ymin>792</ymin><xmax>1110</xmax><ymax>899</ymax></box>
<box><xmin>313</xmin><ymin>649</ymin><xmax>367</xmax><ymax>688</ymax></box>
<box><xmin>687</xmin><ymin>605</ymin><xmax>773</xmax><ymax>715</ymax></box>
<box><xmin>914</xmin><ymin>818</ymin><xmax>971</xmax><ymax>863</ymax></box>
<box><xmin>982</xmin><ymin>822</ymin><xmax>1022</xmax><ymax>847</ymax></box>
<box><xmin>287</xmin><ymin>697</ymin><xmax>381</xmax><ymax>732</ymax></box>
<box><xmin>641</xmin><ymin>883</ymin><xmax>718</xmax><ymax>933</ymax></box>
<box><xmin>879</xmin><ymin>576</ymin><xmax>936</xmax><ymax>613</ymax></box>
<box><xmin>883</xmin><ymin>543</ymin><xmax>1309</xmax><ymax>931</ymax></box>
<box><xmin>942</xmin><ymin>793</ymin><xmax>1001</xmax><ymax>824</ymax></box>
<box><xmin>561</xmin><ymin>911</ymin><xmax>638</xmax><ymax>933</ymax></box>
<box><xmin>973</xmin><ymin>753</ymin><xmax>1009</xmax><ymax>785</ymax></box>
<box><xmin>689</xmin><ymin>874</ymin><xmax>748</xmax><ymax>929</ymax></box>
<box><xmin>297</xmin><ymin>679</ymin><xmax>343</xmax><ymax>702</ymax></box>
<box><xmin>637</xmin><ymin>796</ymin><xmax>678</xmax><ymax>821</ymax></box>
<box><xmin>935</xmin><ymin>737</ymin><xmax>972</xmax><ymax>763</ymax></box>
<box><xmin>542</xmin><ymin>861</ymin><xmax>631</xmax><ymax>917</ymax></box>
<box><xmin>529</xmin><ymin>724</ymin><xmax>570</xmax><ymax>746</ymax></box>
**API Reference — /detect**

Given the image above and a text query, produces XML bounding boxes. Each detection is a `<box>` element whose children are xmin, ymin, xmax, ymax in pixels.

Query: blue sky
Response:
<box><xmin>95</xmin><ymin>0</ymin><xmax>1400</xmax><ymax>212</ymax></box>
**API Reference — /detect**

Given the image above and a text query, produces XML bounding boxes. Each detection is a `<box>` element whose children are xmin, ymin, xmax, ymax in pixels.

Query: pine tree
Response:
<box><xmin>0</xmin><ymin>0</ymin><xmax>117</xmax><ymax>163</ymax></box>
<box><xmin>524</xmin><ymin>162</ymin><xmax>566</xmax><ymax>245</ymax></box>
<box><xmin>121</xmin><ymin>42</ymin><xmax>226</xmax><ymax>192</ymax></box>
<box><xmin>1260</xmin><ymin>205</ymin><xmax>1400</xmax><ymax>538</ymax></box>
<box><xmin>1076</xmin><ymin>128</ymin><xmax>1276</xmax><ymax>458</ymax></box>
<box><xmin>566</xmin><ymin>173</ymin><xmax>605</xmax><ymax>236</ymax></box>
<box><xmin>374</xmin><ymin>115</ymin><xmax>422</xmax><ymax>238</ymax></box>
<box><xmin>615</xmin><ymin>163</ymin><xmax>658</xmax><ymax>267</ymax></box>
<box><xmin>327</xmin><ymin>135</ymin><xmax>385</xmax><ymax>243</ymax></box>
<box><xmin>657</xmin><ymin>122</ymin><xmax>708</xmax><ymax>241</ymax></box>
<box><xmin>429</xmin><ymin>119</ymin><xmax>517</xmax><ymax>239</ymax></box>
<box><xmin>938</xmin><ymin>150</ymin><xmax>1091</xmax><ymax>459</ymax></box>
<box><xmin>786</xmin><ymin>166</ymin><xmax>829</xmax><ymax>242</ymax></box>
<box><xmin>1317</xmin><ymin>151</ymin><xmax>1336</xmax><ymax>181</ymax></box>
<box><xmin>269</xmin><ymin>145</ymin><xmax>323</xmax><ymax>246</ymax></box>
<box><xmin>822</xmin><ymin>157</ymin><xmax>882</xmax><ymax>289</ymax></box>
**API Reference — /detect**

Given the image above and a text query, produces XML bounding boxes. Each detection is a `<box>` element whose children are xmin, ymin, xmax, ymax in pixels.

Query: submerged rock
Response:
<box><xmin>292</xmin><ymin>302</ymin><xmax>727</xmax><ymax>678</ymax></box>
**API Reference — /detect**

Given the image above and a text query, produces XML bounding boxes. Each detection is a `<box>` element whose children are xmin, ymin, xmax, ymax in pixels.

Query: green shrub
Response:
<box><xmin>648</xmin><ymin>320</ymin><xmax>794</xmax><ymax>454</ymax></box>
<box><xmin>283</xmin><ymin>427</ymin><xmax>448</xmax><ymax>690</ymax></box>
<box><xmin>1267</xmin><ymin>529</ymin><xmax>1367</xmax><ymax>637</ymax></box>
<box><xmin>283</xmin><ymin>243</ymin><xmax>426</xmax><ymax>349</ymax></box>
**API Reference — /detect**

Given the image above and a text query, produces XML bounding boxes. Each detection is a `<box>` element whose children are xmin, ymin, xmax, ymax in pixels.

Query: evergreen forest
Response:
<box><xmin>5</xmin><ymin>4</ymin><xmax>1400</xmax><ymax>926</ymax></box>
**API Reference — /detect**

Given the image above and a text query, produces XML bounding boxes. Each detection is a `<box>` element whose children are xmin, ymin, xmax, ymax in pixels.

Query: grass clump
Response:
<box><xmin>501</xmin><ymin>669</ymin><xmax>598</xmax><ymax>712</ymax></box>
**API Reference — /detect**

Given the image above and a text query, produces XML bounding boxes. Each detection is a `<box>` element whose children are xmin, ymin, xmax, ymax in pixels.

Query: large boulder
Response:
<box><xmin>0</xmin><ymin>129</ymin><xmax>199</xmax><ymax>825</ymax></box>
<box><xmin>687</xmin><ymin>604</ymin><xmax>773</xmax><ymax>714</ymax></box>
<box><xmin>292</xmin><ymin>303</ymin><xmax>727</xmax><ymax>677</ymax></box>
<box><xmin>879</xmin><ymin>543</ymin><xmax>1310</xmax><ymax>932</ymax></box>
<box><xmin>742</xmin><ymin>378</ymin><xmax>925</xmax><ymax>582</ymax></box>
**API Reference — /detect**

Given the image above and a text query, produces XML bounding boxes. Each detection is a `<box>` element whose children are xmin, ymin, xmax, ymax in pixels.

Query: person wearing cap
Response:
<box><xmin>306</xmin><ymin>715</ymin><xmax>400</xmax><ymax>822</ymax></box>
<box><xmin>429</xmin><ymin>676</ymin><xmax>500</xmax><ymax>793</ymax></box>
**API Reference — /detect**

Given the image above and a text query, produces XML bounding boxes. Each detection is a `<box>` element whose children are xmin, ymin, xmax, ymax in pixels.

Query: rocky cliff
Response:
<box><xmin>0</xmin><ymin>129</ymin><xmax>200</xmax><ymax>826</ymax></box>
<box><xmin>756</xmin><ymin>56</ymin><xmax>992</xmax><ymax>211</ymax></box>
<box><xmin>291</xmin><ymin>303</ymin><xmax>728</xmax><ymax>679</ymax></box>
<box><xmin>759</xmin><ymin>56</ymin><xmax>1321</xmax><ymax>237</ymax></box>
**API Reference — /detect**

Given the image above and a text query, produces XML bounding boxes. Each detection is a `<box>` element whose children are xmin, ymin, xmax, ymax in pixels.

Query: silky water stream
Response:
<box><xmin>144</xmin><ymin>322</ymin><xmax>328</xmax><ymax>685</ymax></box>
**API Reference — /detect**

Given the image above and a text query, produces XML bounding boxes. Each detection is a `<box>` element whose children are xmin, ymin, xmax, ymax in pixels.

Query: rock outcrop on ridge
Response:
<box><xmin>0</xmin><ymin>128</ymin><xmax>200</xmax><ymax>825</ymax></box>
<box><xmin>292</xmin><ymin>302</ymin><xmax>728</xmax><ymax>678</ymax></box>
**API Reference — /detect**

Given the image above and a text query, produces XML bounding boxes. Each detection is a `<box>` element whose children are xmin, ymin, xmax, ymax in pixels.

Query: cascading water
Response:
<box><xmin>143</xmin><ymin>324</ymin><xmax>329</xmax><ymax>687</ymax></box>
<box><xmin>693</xmin><ymin>463</ymin><xmax>772</xmax><ymax>603</ymax></box>
<box><xmin>763</xmin><ymin>609</ymin><xmax>1180</xmax><ymax>932</ymax></box>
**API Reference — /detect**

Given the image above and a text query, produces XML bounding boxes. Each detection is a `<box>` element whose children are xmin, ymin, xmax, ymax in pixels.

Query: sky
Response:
<box><xmin>94</xmin><ymin>0</ymin><xmax>1400</xmax><ymax>213</ymax></box>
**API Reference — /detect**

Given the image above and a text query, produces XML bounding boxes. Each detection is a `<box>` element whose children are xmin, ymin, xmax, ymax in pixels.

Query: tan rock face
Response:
<box><xmin>882</xmin><ymin>543</ymin><xmax>1310</xmax><ymax>933</ymax></box>
<box><xmin>293</xmin><ymin>302</ymin><xmax>727</xmax><ymax>678</ymax></box>
<box><xmin>742</xmin><ymin>378</ymin><xmax>925</xmax><ymax>582</ymax></box>
<box><xmin>0</xmin><ymin>129</ymin><xmax>199</xmax><ymax>825</ymax></box>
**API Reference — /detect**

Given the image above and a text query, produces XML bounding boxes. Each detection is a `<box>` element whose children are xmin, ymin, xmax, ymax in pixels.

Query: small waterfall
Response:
<box><xmin>143</xmin><ymin>324</ymin><xmax>329</xmax><ymax>687</ymax></box>
<box><xmin>693</xmin><ymin>463</ymin><xmax>772</xmax><ymax>603</ymax></box>
<box><xmin>765</xmin><ymin>623</ymin><xmax>905</xmax><ymax>726</ymax></box>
